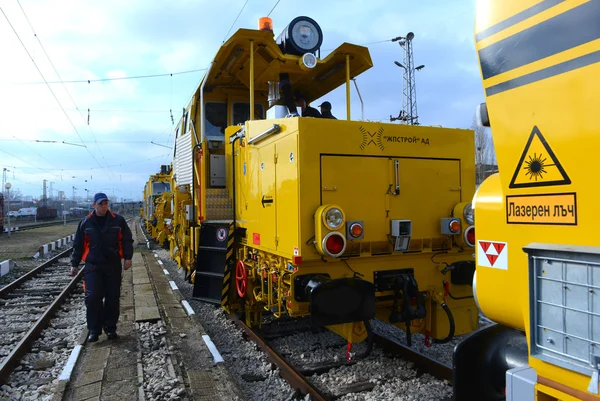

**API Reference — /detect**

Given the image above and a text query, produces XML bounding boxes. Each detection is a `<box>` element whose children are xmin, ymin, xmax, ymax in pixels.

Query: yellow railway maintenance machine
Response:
<box><xmin>454</xmin><ymin>1</ymin><xmax>600</xmax><ymax>400</ymax></box>
<box><xmin>172</xmin><ymin>16</ymin><xmax>479</xmax><ymax>357</ymax></box>
<box><xmin>143</xmin><ymin>165</ymin><xmax>172</xmax><ymax>242</ymax></box>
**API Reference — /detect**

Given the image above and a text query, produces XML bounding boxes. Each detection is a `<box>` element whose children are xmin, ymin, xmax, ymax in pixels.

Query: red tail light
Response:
<box><xmin>464</xmin><ymin>225</ymin><xmax>475</xmax><ymax>247</ymax></box>
<box><xmin>323</xmin><ymin>232</ymin><xmax>346</xmax><ymax>257</ymax></box>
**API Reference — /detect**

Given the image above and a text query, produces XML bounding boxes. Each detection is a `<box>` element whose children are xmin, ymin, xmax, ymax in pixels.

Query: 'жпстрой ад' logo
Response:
<box><xmin>359</xmin><ymin>126</ymin><xmax>385</xmax><ymax>150</ymax></box>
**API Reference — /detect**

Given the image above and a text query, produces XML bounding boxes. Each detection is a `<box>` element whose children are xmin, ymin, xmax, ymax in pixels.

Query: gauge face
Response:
<box><xmin>291</xmin><ymin>20</ymin><xmax>319</xmax><ymax>50</ymax></box>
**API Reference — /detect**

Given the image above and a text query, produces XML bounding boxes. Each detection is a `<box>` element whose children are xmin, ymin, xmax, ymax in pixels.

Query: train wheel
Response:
<box><xmin>236</xmin><ymin>260</ymin><xmax>247</xmax><ymax>297</ymax></box>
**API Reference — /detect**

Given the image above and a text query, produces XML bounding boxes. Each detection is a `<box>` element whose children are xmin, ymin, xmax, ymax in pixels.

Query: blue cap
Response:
<box><xmin>93</xmin><ymin>192</ymin><xmax>109</xmax><ymax>203</ymax></box>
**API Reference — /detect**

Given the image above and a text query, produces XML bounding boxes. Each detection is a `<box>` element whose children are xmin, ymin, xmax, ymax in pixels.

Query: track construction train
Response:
<box><xmin>143</xmin><ymin>16</ymin><xmax>479</xmax><ymax>357</ymax></box>
<box><xmin>453</xmin><ymin>0</ymin><xmax>600</xmax><ymax>400</ymax></box>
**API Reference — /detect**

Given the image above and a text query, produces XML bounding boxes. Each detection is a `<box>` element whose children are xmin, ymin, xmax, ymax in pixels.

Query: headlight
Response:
<box><xmin>276</xmin><ymin>16</ymin><xmax>323</xmax><ymax>56</ymax></box>
<box><xmin>324</xmin><ymin>207</ymin><xmax>344</xmax><ymax>229</ymax></box>
<box><xmin>463</xmin><ymin>203</ymin><xmax>474</xmax><ymax>224</ymax></box>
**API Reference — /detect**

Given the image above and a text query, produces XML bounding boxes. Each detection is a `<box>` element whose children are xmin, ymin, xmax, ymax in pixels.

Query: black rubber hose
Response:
<box><xmin>433</xmin><ymin>302</ymin><xmax>455</xmax><ymax>344</ymax></box>
<box><xmin>355</xmin><ymin>320</ymin><xmax>374</xmax><ymax>359</ymax></box>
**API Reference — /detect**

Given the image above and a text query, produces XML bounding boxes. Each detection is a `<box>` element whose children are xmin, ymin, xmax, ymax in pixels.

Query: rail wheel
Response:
<box><xmin>236</xmin><ymin>260</ymin><xmax>248</xmax><ymax>297</ymax></box>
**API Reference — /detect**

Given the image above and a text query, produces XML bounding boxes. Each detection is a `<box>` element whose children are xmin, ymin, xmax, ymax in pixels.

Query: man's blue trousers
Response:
<box><xmin>83</xmin><ymin>262</ymin><xmax>122</xmax><ymax>335</ymax></box>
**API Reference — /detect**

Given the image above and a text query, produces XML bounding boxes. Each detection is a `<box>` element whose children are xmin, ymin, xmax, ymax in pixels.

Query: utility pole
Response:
<box><xmin>42</xmin><ymin>179</ymin><xmax>48</xmax><ymax>208</ymax></box>
<box><xmin>390</xmin><ymin>32</ymin><xmax>425</xmax><ymax>125</ymax></box>
<box><xmin>2</xmin><ymin>168</ymin><xmax>7</xmax><ymax>216</ymax></box>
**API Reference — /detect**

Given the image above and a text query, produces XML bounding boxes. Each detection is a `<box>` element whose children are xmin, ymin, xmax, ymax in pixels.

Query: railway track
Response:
<box><xmin>231</xmin><ymin>314</ymin><xmax>454</xmax><ymax>400</ymax></box>
<box><xmin>0</xmin><ymin>247</ymin><xmax>83</xmax><ymax>385</ymax></box>
<box><xmin>3</xmin><ymin>219</ymin><xmax>80</xmax><ymax>233</ymax></box>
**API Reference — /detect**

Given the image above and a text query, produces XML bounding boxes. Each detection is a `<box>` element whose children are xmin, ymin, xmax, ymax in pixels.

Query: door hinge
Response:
<box><xmin>274</xmin><ymin>153</ymin><xmax>278</xmax><ymax>164</ymax></box>
<box><xmin>275</xmin><ymin>235</ymin><xmax>279</xmax><ymax>247</ymax></box>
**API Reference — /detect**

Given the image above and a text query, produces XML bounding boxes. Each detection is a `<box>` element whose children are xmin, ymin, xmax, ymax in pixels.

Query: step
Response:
<box><xmin>205</xmin><ymin>207</ymin><xmax>233</xmax><ymax>221</ymax></box>
<box><xmin>206</xmin><ymin>188</ymin><xmax>229</xmax><ymax>198</ymax></box>
<box><xmin>206</xmin><ymin>197</ymin><xmax>232</xmax><ymax>208</ymax></box>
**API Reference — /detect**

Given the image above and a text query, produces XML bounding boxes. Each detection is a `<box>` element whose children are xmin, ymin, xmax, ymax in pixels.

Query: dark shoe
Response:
<box><xmin>106</xmin><ymin>332</ymin><xmax>119</xmax><ymax>340</ymax></box>
<box><xmin>87</xmin><ymin>332</ymin><xmax>99</xmax><ymax>343</ymax></box>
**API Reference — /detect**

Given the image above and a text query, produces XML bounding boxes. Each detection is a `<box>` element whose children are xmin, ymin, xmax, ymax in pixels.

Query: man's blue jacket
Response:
<box><xmin>71</xmin><ymin>210</ymin><xmax>133</xmax><ymax>267</ymax></box>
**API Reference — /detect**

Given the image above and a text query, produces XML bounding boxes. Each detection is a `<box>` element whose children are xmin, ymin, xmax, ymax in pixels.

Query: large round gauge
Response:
<box><xmin>276</xmin><ymin>16</ymin><xmax>323</xmax><ymax>56</ymax></box>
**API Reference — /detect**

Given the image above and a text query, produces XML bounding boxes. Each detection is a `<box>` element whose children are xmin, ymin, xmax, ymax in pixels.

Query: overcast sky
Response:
<box><xmin>0</xmin><ymin>0</ymin><xmax>481</xmax><ymax>201</ymax></box>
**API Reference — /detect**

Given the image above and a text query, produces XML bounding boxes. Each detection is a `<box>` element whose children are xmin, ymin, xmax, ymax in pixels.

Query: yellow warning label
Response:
<box><xmin>506</xmin><ymin>193</ymin><xmax>577</xmax><ymax>225</ymax></box>
<box><xmin>509</xmin><ymin>126</ymin><xmax>571</xmax><ymax>188</ymax></box>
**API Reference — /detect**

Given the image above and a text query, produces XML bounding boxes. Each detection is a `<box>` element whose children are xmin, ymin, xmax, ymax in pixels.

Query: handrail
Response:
<box><xmin>247</xmin><ymin>124</ymin><xmax>281</xmax><ymax>145</ymax></box>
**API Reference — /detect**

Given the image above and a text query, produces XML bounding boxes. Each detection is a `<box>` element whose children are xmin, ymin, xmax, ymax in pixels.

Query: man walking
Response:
<box><xmin>71</xmin><ymin>192</ymin><xmax>133</xmax><ymax>342</ymax></box>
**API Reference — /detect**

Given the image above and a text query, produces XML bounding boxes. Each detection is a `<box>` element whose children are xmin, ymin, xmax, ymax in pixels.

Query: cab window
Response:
<box><xmin>232</xmin><ymin>102</ymin><xmax>264</xmax><ymax>125</ymax></box>
<box><xmin>205</xmin><ymin>102</ymin><xmax>227</xmax><ymax>136</ymax></box>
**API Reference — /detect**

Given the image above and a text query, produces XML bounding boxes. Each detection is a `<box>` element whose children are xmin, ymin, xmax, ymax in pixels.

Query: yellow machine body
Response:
<box><xmin>228</xmin><ymin>117</ymin><xmax>478</xmax><ymax>340</ymax></box>
<box><xmin>146</xmin><ymin>18</ymin><xmax>479</xmax><ymax>347</ymax></box>
<box><xmin>453</xmin><ymin>1</ymin><xmax>600</xmax><ymax>400</ymax></box>
<box><xmin>142</xmin><ymin>166</ymin><xmax>172</xmax><ymax>237</ymax></box>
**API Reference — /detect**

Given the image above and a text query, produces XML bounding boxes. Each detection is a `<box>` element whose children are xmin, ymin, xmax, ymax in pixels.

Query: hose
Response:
<box><xmin>355</xmin><ymin>320</ymin><xmax>374</xmax><ymax>359</ymax></box>
<box><xmin>433</xmin><ymin>302</ymin><xmax>455</xmax><ymax>344</ymax></box>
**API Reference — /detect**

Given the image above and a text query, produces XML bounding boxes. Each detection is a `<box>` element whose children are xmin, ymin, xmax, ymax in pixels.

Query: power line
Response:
<box><xmin>2</xmin><ymin>153</ymin><xmax>170</xmax><ymax>172</ymax></box>
<box><xmin>222</xmin><ymin>0</ymin><xmax>249</xmax><ymax>43</ymax></box>
<box><xmin>267</xmin><ymin>0</ymin><xmax>282</xmax><ymax>17</ymax></box>
<box><xmin>10</xmin><ymin>135</ymin><xmax>63</xmax><ymax>170</ymax></box>
<box><xmin>0</xmin><ymin>6</ymin><xmax>114</xmax><ymax>184</ymax></box>
<box><xmin>16</xmin><ymin>68</ymin><xmax>207</xmax><ymax>85</ymax></box>
<box><xmin>0</xmin><ymin>138</ymin><xmax>174</xmax><ymax>144</ymax></box>
<box><xmin>0</xmin><ymin>147</ymin><xmax>63</xmax><ymax>179</ymax></box>
<box><xmin>15</xmin><ymin>1</ymin><xmax>122</xmax><ymax>187</ymax></box>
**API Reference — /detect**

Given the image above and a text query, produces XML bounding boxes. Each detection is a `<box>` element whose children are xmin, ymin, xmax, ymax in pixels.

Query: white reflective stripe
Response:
<box><xmin>181</xmin><ymin>300</ymin><xmax>195</xmax><ymax>316</ymax></box>
<box><xmin>157</xmin><ymin>260</ymin><xmax>163</xmax><ymax>266</ymax></box>
<box><xmin>58</xmin><ymin>345</ymin><xmax>83</xmax><ymax>382</ymax></box>
<box><xmin>169</xmin><ymin>281</ymin><xmax>178</xmax><ymax>290</ymax></box>
<box><xmin>163</xmin><ymin>269</ymin><xmax>170</xmax><ymax>275</ymax></box>
<box><xmin>202</xmin><ymin>335</ymin><xmax>224</xmax><ymax>363</ymax></box>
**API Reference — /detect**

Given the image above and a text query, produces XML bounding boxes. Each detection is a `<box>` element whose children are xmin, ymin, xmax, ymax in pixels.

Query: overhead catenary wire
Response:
<box><xmin>222</xmin><ymin>0</ymin><xmax>249</xmax><ymax>44</ymax></box>
<box><xmin>0</xmin><ymin>138</ymin><xmax>176</xmax><ymax>145</ymax></box>
<box><xmin>0</xmin><ymin>147</ymin><xmax>64</xmax><ymax>180</ymax></box>
<box><xmin>15</xmin><ymin>68</ymin><xmax>207</xmax><ymax>85</ymax></box>
<box><xmin>2</xmin><ymin>153</ymin><xmax>170</xmax><ymax>172</ymax></box>
<box><xmin>266</xmin><ymin>0</ymin><xmax>282</xmax><ymax>17</ymax></box>
<box><xmin>15</xmin><ymin>0</ymin><xmax>123</xmax><ymax>188</ymax></box>
<box><xmin>0</xmin><ymin>5</ymin><xmax>114</xmax><ymax>186</ymax></box>
<box><xmin>10</xmin><ymin>134</ymin><xmax>63</xmax><ymax>170</ymax></box>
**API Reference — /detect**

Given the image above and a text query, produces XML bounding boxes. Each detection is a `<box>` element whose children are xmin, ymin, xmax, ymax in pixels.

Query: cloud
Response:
<box><xmin>0</xmin><ymin>0</ymin><xmax>484</xmax><ymax>200</ymax></box>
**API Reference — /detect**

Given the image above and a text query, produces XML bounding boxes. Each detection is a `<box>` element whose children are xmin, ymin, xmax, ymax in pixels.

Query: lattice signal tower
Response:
<box><xmin>390</xmin><ymin>32</ymin><xmax>424</xmax><ymax>125</ymax></box>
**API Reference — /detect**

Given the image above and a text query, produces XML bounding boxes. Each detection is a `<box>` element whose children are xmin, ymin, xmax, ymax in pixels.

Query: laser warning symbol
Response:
<box><xmin>509</xmin><ymin>126</ymin><xmax>571</xmax><ymax>188</ymax></box>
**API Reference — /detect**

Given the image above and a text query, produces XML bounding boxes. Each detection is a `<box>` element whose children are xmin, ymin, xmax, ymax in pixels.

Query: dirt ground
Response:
<box><xmin>0</xmin><ymin>223</ymin><xmax>79</xmax><ymax>261</ymax></box>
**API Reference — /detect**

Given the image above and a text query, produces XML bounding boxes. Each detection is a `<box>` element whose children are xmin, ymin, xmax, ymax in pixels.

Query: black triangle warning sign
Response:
<box><xmin>509</xmin><ymin>126</ymin><xmax>571</xmax><ymax>189</ymax></box>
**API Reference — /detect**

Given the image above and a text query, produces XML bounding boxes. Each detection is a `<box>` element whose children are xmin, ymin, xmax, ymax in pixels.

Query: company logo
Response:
<box><xmin>359</xmin><ymin>126</ymin><xmax>385</xmax><ymax>150</ymax></box>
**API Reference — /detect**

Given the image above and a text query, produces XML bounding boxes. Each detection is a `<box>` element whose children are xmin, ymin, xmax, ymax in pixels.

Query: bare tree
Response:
<box><xmin>6</xmin><ymin>189</ymin><xmax>23</xmax><ymax>201</ymax></box>
<box><xmin>471</xmin><ymin>116</ymin><xmax>496</xmax><ymax>185</ymax></box>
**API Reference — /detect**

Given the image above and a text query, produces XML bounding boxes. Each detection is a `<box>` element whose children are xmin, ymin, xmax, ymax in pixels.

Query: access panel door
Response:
<box><xmin>321</xmin><ymin>156</ymin><xmax>461</xmax><ymax>241</ymax></box>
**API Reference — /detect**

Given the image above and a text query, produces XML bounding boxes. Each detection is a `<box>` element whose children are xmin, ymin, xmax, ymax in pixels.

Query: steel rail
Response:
<box><xmin>7</xmin><ymin>219</ymin><xmax>79</xmax><ymax>232</ymax></box>
<box><xmin>0</xmin><ymin>257</ymin><xmax>83</xmax><ymax>384</ymax></box>
<box><xmin>373</xmin><ymin>333</ymin><xmax>454</xmax><ymax>383</ymax></box>
<box><xmin>230</xmin><ymin>314</ymin><xmax>330</xmax><ymax>401</ymax></box>
<box><xmin>0</xmin><ymin>247</ymin><xmax>73</xmax><ymax>297</ymax></box>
